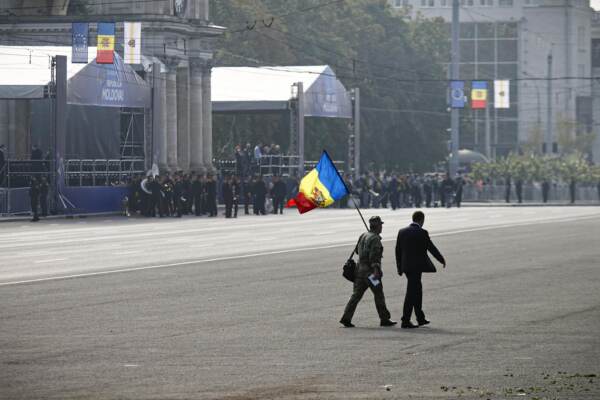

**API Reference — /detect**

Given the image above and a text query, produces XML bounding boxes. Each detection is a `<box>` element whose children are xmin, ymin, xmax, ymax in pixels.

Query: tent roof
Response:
<box><xmin>212</xmin><ymin>65</ymin><xmax>352</xmax><ymax>118</ymax></box>
<box><xmin>0</xmin><ymin>46</ymin><xmax>95</xmax><ymax>99</ymax></box>
<box><xmin>0</xmin><ymin>46</ymin><xmax>150</xmax><ymax>108</ymax></box>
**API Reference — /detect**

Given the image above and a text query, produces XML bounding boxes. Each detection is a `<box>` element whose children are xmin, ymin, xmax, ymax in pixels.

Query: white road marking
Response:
<box><xmin>33</xmin><ymin>258</ymin><xmax>68</xmax><ymax>264</ymax></box>
<box><xmin>1</xmin><ymin>213</ymin><xmax>598</xmax><ymax>288</ymax></box>
<box><xmin>113</xmin><ymin>251</ymin><xmax>142</xmax><ymax>256</ymax></box>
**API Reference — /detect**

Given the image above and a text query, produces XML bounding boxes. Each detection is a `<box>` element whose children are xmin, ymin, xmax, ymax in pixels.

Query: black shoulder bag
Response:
<box><xmin>342</xmin><ymin>234</ymin><xmax>364</xmax><ymax>282</ymax></box>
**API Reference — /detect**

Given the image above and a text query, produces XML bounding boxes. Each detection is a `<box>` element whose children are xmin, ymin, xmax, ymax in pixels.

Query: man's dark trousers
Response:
<box><xmin>341</xmin><ymin>277</ymin><xmax>391</xmax><ymax>323</ymax></box>
<box><xmin>402</xmin><ymin>272</ymin><xmax>425</xmax><ymax>323</ymax></box>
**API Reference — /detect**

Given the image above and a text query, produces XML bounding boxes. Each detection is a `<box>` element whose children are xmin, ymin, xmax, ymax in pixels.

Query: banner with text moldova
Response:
<box><xmin>97</xmin><ymin>22</ymin><xmax>115</xmax><ymax>64</ymax></box>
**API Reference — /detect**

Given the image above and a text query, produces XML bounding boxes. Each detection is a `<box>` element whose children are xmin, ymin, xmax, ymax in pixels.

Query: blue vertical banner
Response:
<box><xmin>72</xmin><ymin>22</ymin><xmax>89</xmax><ymax>64</ymax></box>
<box><xmin>450</xmin><ymin>80</ymin><xmax>465</xmax><ymax>108</ymax></box>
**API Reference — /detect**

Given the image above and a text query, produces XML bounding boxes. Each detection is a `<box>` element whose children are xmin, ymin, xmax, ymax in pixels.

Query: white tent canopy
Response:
<box><xmin>211</xmin><ymin>65</ymin><xmax>353</xmax><ymax>119</ymax></box>
<box><xmin>0</xmin><ymin>46</ymin><xmax>96</xmax><ymax>99</ymax></box>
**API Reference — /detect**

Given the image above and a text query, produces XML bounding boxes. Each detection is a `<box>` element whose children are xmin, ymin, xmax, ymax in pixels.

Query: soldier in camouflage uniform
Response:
<box><xmin>340</xmin><ymin>216</ymin><xmax>397</xmax><ymax>328</ymax></box>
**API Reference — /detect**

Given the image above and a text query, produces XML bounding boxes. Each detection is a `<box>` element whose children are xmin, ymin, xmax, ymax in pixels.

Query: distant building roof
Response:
<box><xmin>212</xmin><ymin>65</ymin><xmax>353</xmax><ymax>119</ymax></box>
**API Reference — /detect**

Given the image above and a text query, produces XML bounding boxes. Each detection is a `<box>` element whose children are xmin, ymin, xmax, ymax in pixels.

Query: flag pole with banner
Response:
<box><xmin>71</xmin><ymin>22</ymin><xmax>89</xmax><ymax>64</ymax></box>
<box><xmin>124</xmin><ymin>22</ymin><xmax>141</xmax><ymax>64</ymax></box>
<box><xmin>97</xmin><ymin>22</ymin><xmax>115</xmax><ymax>64</ymax></box>
<box><xmin>287</xmin><ymin>150</ymin><xmax>368</xmax><ymax>230</ymax></box>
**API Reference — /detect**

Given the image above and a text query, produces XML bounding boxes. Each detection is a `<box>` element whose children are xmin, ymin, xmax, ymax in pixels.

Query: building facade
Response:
<box><xmin>391</xmin><ymin>0</ymin><xmax>597</xmax><ymax>161</ymax></box>
<box><xmin>0</xmin><ymin>0</ymin><xmax>224</xmax><ymax>171</ymax></box>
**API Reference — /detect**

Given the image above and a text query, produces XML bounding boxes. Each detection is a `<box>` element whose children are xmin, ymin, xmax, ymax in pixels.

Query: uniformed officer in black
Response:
<box><xmin>29</xmin><ymin>177</ymin><xmax>40</xmax><ymax>222</ymax></box>
<box><xmin>39</xmin><ymin>177</ymin><xmax>49</xmax><ymax>217</ymax></box>
<box><xmin>205</xmin><ymin>174</ymin><xmax>218</xmax><ymax>217</ymax></box>
<box><xmin>340</xmin><ymin>216</ymin><xmax>396</xmax><ymax>328</ymax></box>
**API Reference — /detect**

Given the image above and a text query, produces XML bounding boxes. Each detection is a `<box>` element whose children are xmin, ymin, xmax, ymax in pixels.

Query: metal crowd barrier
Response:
<box><xmin>215</xmin><ymin>155</ymin><xmax>346</xmax><ymax>177</ymax></box>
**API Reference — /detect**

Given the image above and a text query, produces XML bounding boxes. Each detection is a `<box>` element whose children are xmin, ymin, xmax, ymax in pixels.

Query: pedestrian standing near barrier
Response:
<box><xmin>206</xmin><ymin>175</ymin><xmax>218</xmax><ymax>217</ymax></box>
<box><xmin>29</xmin><ymin>177</ymin><xmax>40</xmax><ymax>222</ymax></box>
<box><xmin>424</xmin><ymin>177</ymin><xmax>432</xmax><ymax>208</ymax></box>
<box><xmin>222</xmin><ymin>175</ymin><xmax>234</xmax><ymax>218</ymax></box>
<box><xmin>242</xmin><ymin>176</ymin><xmax>252</xmax><ymax>215</ymax></box>
<box><xmin>252</xmin><ymin>175</ymin><xmax>267</xmax><ymax>215</ymax></box>
<box><xmin>192</xmin><ymin>174</ymin><xmax>202</xmax><ymax>216</ymax></box>
<box><xmin>39</xmin><ymin>177</ymin><xmax>49</xmax><ymax>217</ymax></box>
<box><xmin>173</xmin><ymin>175</ymin><xmax>184</xmax><ymax>218</ymax></box>
<box><xmin>271</xmin><ymin>175</ymin><xmax>286</xmax><ymax>215</ymax></box>
<box><xmin>340</xmin><ymin>216</ymin><xmax>396</xmax><ymax>328</ymax></box>
<box><xmin>454</xmin><ymin>175</ymin><xmax>464</xmax><ymax>208</ymax></box>
<box><xmin>231</xmin><ymin>176</ymin><xmax>240</xmax><ymax>218</ymax></box>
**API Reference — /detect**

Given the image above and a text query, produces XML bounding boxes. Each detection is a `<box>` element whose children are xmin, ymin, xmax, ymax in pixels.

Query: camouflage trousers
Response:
<box><xmin>341</xmin><ymin>276</ymin><xmax>391</xmax><ymax>323</ymax></box>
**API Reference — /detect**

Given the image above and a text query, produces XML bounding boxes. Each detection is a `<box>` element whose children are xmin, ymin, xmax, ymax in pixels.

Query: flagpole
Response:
<box><xmin>349</xmin><ymin>195</ymin><xmax>368</xmax><ymax>231</ymax></box>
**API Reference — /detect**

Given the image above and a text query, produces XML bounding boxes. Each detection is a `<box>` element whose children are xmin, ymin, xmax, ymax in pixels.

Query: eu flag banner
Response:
<box><xmin>450</xmin><ymin>81</ymin><xmax>465</xmax><ymax>108</ymax></box>
<box><xmin>72</xmin><ymin>22</ymin><xmax>89</xmax><ymax>64</ymax></box>
<box><xmin>287</xmin><ymin>151</ymin><xmax>349</xmax><ymax>214</ymax></box>
<box><xmin>471</xmin><ymin>80</ymin><xmax>488</xmax><ymax>109</ymax></box>
<box><xmin>97</xmin><ymin>22</ymin><xmax>115</xmax><ymax>64</ymax></box>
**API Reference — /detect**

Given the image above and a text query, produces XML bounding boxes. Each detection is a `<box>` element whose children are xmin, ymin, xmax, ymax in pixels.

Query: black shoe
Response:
<box><xmin>401</xmin><ymin>321</ymin><xmax>418</xmax><ymax>329</ymax></box>
<box><xmin>417</xmin><ymin>319</ymin><xmax>430</xmax><ymax>326</ymax></box>
<box><xmin>380</xmin><ymin>320</ymin><xmax>397</xmax><ymax>327</ymax></box>
<box><xmin>340</xmin><ymin>319</ymin><xmax>355</xmax><ymax>328</ymax></box>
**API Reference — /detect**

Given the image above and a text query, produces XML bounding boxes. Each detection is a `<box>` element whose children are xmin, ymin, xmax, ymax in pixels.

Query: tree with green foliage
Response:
<box><xmin>210</xmin><ymin>0</ymin><xmax>449</xmax><ymax>172</ymax></box>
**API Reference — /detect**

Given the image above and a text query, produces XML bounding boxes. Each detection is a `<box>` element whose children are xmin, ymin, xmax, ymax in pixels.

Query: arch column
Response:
<box><xmin>189</xmin><ymin>58</ymin><xmax>205</xmax><ymax>172</ymax></box>
<box><xmin>154</xmin><ymin>66</ymin><xmax>168</xmax><ymax>172</ymax></box>
<box><xmin>177</xmin><ymin>66</ymin><xmax>190</xmax><ymax>171</ymax></box>
<box><xmin>164</xmin><ymin>57</ymin><xmax>179</xmax><ymax>172</ymax></box>
<box><xmin>201</xmin><ymin>60</ymin><xmax>213</xmax><ymax>171</ymax></box>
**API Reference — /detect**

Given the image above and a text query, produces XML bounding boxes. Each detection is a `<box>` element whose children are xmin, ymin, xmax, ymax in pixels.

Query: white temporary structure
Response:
<box><xmin>211</xmin><ymin>65</ymin><xmax>352</xmax><ymax>119</ymax></box>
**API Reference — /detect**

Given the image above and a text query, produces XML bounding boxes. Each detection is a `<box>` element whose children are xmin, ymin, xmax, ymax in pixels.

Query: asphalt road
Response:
<box><xmin>0</xmin><ymin>207</ymin><xmax>599</xmax><ymax>399</ymax></box>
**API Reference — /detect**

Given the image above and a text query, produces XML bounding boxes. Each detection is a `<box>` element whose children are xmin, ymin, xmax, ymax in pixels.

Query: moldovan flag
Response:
<box><xmin>97</xmin><ymin>22</ymin><xmax>115</xmax><ymax>64</ymax></box>
<box><xmin>471</xmin><ymin>81</ymin><xmax>488</xmax><ymax>109</ymax></box>
<box><xmin>494</xmin><ymin>79</ymin><xmax>510</xmax><ymax>109</ymax></box>
<box><xmin>286</xmin><ymin>151</ymin><xmax>349</xmax><ymax>214</ymax></box>
<box><xmin>124</xmin><ymin>22</ymin><xmax>141</xmax><ymax>64</ymax></box>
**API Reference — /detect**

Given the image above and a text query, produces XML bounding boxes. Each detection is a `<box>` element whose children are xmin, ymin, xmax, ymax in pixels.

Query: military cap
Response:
<box><xmin>369</xmin><ymin>215</ymin><xmax>384</xmax><ymax>226</ymax></box>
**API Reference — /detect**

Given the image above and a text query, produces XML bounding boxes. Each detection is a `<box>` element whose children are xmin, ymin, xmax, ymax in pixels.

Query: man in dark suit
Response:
<box><xmin>395</xmin><ymin>211</ymin><xmax>446</xmax><ymax>328</ymax></box>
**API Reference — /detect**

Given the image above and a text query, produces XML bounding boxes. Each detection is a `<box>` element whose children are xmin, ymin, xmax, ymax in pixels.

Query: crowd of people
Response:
<box><xmin>343</xmin><ymin>172</ymin><xmax>466</xmax><ymax>209</ymax></box>
<box><xmin>125</xmin><ymin>172</ymin><xmax>299</xmax><ymax>219</ymax></box>
<box><xmin>123</xmin><ymin>170</ymin><xmax>466</xmax><ymax>219</ymax></box>
<box><xmin>233</xmin><ymin>142</ymin><xmax>288</xmax><ymax>177</ymax></box>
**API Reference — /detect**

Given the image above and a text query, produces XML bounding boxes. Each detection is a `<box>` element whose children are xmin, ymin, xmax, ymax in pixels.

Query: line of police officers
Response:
<box><xmin>127</xmin><ymin>173</ymin><xmax>296</xmax><ymax>218</ymax></box>
<box><xmin>343</xmin><ymin>173</ymin><xmax>465</xmax><ymax>209</ymax></box>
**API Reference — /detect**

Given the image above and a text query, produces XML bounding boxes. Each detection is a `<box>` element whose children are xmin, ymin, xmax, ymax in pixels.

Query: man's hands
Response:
<box><xmin>372</xmin><ymin>263</ymin><xmax>383</xmax><ymax>279</ymax></box>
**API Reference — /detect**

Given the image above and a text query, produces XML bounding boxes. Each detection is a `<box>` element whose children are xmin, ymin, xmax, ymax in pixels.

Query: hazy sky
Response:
<box><xmin>592</xmin><ymin>0</ymin><xmax>600</xmax><ymax>10</ymax></box>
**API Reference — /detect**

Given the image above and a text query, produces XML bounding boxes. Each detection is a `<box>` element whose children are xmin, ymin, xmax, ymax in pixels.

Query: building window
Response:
<box><xmin>497</xmin><ymin>22</ymin><xmax>518</xmax><ymax>38</ymax></box>
<box><xmin>497</xmin><ymin>39</ymin><xmax>518</xmax><ymax>62</ymax></box>
<box><xmin>498</xmin><ymin>0</ymin><xmax>513</xmax><ymax>6</ymax></box>
<box><xmin>429</xmin><ymin>0</ymin><xmax>435</xmax><ymax>6</ymax></box>
<box><xmin>578</xmin><ymin>64</ymin><xmax>585</xmax><ymax>77</ymax></box>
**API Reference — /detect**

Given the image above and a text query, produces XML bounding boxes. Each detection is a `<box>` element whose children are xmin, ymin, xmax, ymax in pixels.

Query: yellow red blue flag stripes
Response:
<box><xmin>97</xmin><ymin>22</ymin><xmax>115</xmax><ymax>64</ymax></box>
<box><xmin>287</xmin><ymin>151</ymin><xmax>349</xmax><ymax>214</ymax></box>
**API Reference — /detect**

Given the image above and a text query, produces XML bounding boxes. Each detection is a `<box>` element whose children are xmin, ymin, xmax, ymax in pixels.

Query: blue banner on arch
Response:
<box><xmin>72</xmin><ymin>22</ymin><xmax>89</xmax><ymax>64</ymax></box>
